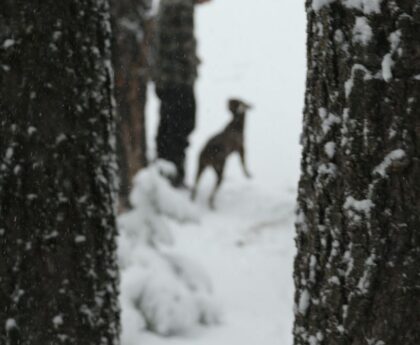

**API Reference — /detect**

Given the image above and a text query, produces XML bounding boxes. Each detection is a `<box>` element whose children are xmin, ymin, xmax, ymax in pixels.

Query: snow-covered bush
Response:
<box><xmin>129</xmin><ymin>160</ymin><xmax>199</xmax><ymax>224</ymax></box>
<box><xmin>118</xmin><ymin>161</ymin><xmax>220</xmax><ymax>341</ymax></box>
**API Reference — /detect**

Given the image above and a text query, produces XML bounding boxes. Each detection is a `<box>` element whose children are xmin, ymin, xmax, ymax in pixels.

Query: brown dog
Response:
<box><xmin>191</xmin><ymin>98</ymin><xmax>252</xmax><ymax>208</ymax></box>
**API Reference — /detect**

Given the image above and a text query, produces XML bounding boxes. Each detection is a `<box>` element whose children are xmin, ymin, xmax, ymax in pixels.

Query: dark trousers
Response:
<box><xmin>156</xmin><ymin>85</ymin><xmax>196</xmax><ymax>184</ymax></box>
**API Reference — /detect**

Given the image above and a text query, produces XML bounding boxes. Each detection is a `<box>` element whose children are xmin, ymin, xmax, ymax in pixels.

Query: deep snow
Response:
<box><xmin>124</xmin><ymin>0</ymin><xmax>306</xmax><ymax>344</ymax></box>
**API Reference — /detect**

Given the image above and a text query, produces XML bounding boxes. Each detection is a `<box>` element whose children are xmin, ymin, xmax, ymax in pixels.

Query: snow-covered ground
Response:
<box><xmin>126</xmin><ymin>0</ymin><xmax>306</xmax><ymax>344</ymax></box>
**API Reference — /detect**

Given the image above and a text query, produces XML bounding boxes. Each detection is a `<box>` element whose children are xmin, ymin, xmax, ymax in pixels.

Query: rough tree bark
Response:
<box><xmin>0</xmin><ymin>1</ymin><xmax>120</xmax><ymax>344</ymax></box>
<box><xmin>111</xmin><ymin>0</ymin><xmax>152</xmax><ymax>209</ymax></box>
<box><xmin>294</xmin><ymin>1</ymin><xmax>420</xmax><ymax>344</ymax></box>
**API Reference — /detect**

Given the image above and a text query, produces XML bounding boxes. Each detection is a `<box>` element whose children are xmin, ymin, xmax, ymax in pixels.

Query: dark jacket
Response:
<box><xmin>153</xmin><ymin>0</ymin><xmax>199</xmax><ymax>89</ymax></box>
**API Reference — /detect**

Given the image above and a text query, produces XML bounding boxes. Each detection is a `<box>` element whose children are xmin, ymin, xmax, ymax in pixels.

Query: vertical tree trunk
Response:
<box><xmin>0</xmin><ymin>1</ymin><xmax>120</xmax><ymax>344</ymax></box>
<box><xmin>294</xmin><ymin>1</ymin><xmax>420</xmax><ymax>344</ymax></box>
<box><xmin>111</xmin><ymin>0</ymin><xmax>152</xmax><ymax>209</ymax></box>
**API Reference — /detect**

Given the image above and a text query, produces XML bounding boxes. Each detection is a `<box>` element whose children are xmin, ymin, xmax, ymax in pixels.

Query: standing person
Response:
<box><xmin>153</xmin><ymin>0</ymin><xmax>211</xmax><ymax>187</ymax></box>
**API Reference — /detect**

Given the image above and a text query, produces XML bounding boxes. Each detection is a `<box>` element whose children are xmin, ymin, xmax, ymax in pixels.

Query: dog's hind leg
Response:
<box><xmin>191</xmin><ymin>162</ymin><xmax>206</xmax><ymax>201</ymax></box>
<box><xmin>208</xmin><ymin>163</ymin><xmax>225</xmax><ymax>209</ymax></box>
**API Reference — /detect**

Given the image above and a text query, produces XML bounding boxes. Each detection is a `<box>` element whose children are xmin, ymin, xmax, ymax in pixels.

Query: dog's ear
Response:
<box><xmin>243</xmin><ymin>102</ymin><xmax>253</xmax><ymax>110</ymax></box>
<box><xmin>238</xmin><ymin>101</ymin><xmax>253</xmax><ymax>113</ymax></box>
<box><xmin>228</xmin><ymin>99</ymin><xmax>240</xmax><ymax>114</ymax></box>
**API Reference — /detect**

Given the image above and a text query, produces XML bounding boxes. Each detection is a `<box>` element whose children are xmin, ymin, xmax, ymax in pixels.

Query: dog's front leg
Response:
<box><xmin>239</xmin><ymin>146</ymin><xmax>252</xmax><ymax>178</ymax></box>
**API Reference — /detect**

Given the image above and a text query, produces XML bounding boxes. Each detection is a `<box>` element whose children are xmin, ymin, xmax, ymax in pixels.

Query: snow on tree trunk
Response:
<box><xmin>0</xmin><ymin>1</ymin><xmax>120</xmax><ymax>344</ymax></box>
<box><xmin>294</xmin><ymin>1</ymin><xmax>420</xmax><ymax>344</ymax></box>
<box><xmin>111</xmin><ymin>0</ymin><xmax>152</xmax><ymax>209</ymax></box>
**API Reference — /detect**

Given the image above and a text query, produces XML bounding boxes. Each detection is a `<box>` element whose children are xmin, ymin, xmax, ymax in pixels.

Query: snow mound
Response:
<box><xmin>118</xmin><ymin>161</ymin><xmax>220</xmax><ymax>341</ymax></box>
<box><xmin>130</xmin><ymin>160</ymin><xmax>199</xmax><ymax>223</ymax></box>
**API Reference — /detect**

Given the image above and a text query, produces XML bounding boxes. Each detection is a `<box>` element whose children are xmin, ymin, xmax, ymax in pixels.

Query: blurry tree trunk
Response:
<box><xmin>111</xmin><ymin>0</ymin><xmax>153</xmax><ymax>210</ymax></box>
<box><xmin>294</xmin><ymin>1</ymin><xmax>420</xmax><ymax>344</ymax></box>
<box><xmin>0</xmin><ymin>1</ymin><xmax>120</xmax><ymax>344</ymax></box>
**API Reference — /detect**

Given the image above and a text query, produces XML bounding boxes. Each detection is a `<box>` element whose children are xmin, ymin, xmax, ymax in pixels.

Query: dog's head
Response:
<box><xmin>228</xmin><ymin>98</ymin><xmax>252</xmax><ymax>116</ymax></box>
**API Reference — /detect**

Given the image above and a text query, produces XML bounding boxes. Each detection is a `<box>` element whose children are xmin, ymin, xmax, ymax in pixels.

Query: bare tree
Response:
<box><xmin>111</xmin><ymin>0</ymin><xmax>153</xmax><ymax>209</ymax></box>
<box><xmin>0</xmin><ymin>1</ymin><xmax>120</xmax><ymax>344</ymax></box>
<box><xmin>294</xmin><ymin>1</ymin><xmax>420</xmax><ymax>344</ymax></box>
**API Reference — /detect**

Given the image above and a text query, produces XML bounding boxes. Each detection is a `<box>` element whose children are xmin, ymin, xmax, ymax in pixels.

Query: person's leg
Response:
<box><xmin>156</xmin><ymin>85</ymin><xmax>196</xmax><ymax>186</ymax></box>
<box><xmin>172</xmin><ymin>85</ymin><xmax>195</xmax><ymax>185</ymax></box>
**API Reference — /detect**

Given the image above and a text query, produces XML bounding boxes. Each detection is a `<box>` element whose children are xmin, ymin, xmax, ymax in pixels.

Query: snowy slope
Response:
<box><xmin>133</xmin><ymin>0</ymin><xmax>307</xmax><ymax>344</ymax></box>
